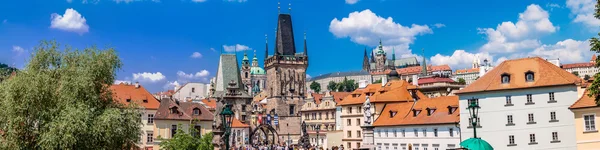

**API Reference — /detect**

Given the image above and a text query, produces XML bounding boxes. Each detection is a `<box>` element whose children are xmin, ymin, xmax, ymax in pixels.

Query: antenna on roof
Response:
<box><xmin>277</xmin><ymin>1</ymin><xmax>281</xmax><ymax>14</ymax></box>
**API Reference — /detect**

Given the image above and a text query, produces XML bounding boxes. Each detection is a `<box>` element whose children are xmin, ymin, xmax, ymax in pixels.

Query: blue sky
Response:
<box><xmin>1</xmin><ymin>0</ymin><xmax>599</xmax><ymax>93</ymax></box>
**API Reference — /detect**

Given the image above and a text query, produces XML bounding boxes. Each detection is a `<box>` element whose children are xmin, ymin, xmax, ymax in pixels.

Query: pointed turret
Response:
<box><xmin>390</xmin><ymin>47</ymin><xmax>396</xmax><ymax>69</ymax></box>
<box><xmin>242</xmin><ymin>50</ymin><xmax>249</xmax><ymax>66</ymax></box>
<box><xmin>265</xmin><ymin>34</ymin><xmax>269</xmax><ymax>59</ymax></box>
<box><xmin>376</xmin><ymin>39</ymin><xmax>385</xmax><ymax>55</ymax></box>
<box><xmin>362</xmin><ymin>47</ymin><xmax>370</xmax><ymax>71</ymax></box>
<box><xmin>370</xmin><ymin>51</ymin><xmax>375</xmax><ymax>63</ymax></box>
<box><xmin>252</xmin><ymin>50</ymin><xmax>259</xmax><ymax>67</ymax></box>
<box><xmin>275</xmin><ymin>14</ymin><xmax>296</xmax><ymax>55</ymax></box>
<box><xmin>421</xmin><ymin>48</ymin><xmax>427</xmax><ymax>76</ymax></box>
<box><xmin>304</xmin><ymin>32</ymin><xmax>308</xmax><ymax>56</ymax></box>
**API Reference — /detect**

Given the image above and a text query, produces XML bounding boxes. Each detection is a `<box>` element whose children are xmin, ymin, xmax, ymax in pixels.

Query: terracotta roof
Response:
<box><xmin>455</xmin><ymin>68</ymin><xmax>479</xmax><ymax>74</ymax></box>
<box><xmin>311</xmin><ymin>92</ymin><xmax>351</xmax><ymax>104</ymax></box>
<box><xmin>417</xmin><ymin>77</ymin><xmax>456</xmax><ymax>85</ymax></box>
<box><xmin>337</xmin><ymin>80</ymin><xmax>426</xmax><ymax>106</ymax></box>
<box><xmin>592</xmin><ymin>54</ymin><xmax>597</xmax><ymax>62</ymax></box>
<box><xmin>231</xmin><ymin>117</ymin><xmax>249</xmax><ymax>128</ymax></box>
<box><xmin>373</xmin><ymin>96</ymin><xmax>459</xmax><ymax>127</ymax></box>
<box><xmin>457</xmin><ymin>57</ymin><xmax>581</xmax><ymax>94</ymax></box>
<box><xmin>155</xmin><ymin>90</ymin><xmax>175</xmax><ymax>97</ymax></box>
<box><xmin>110</xmin><ymin>83</ymin><xmax>160</xmax><ymax>109</ymax></box>
<box><xmin>570</xmin><ymin>90</ymin><xmax>600</xmax><ymax>109</ymax></box>
<box><xmin>562</xmin><ymin>62</ymin><xmax>594</xmax><ymax>69</ymax></box>
<box><xmin>201</xmin><ymin>98</ymin><xmax>217</xmax><ymax>110</ymax></box>
<box><xmin>370</xmin><ymin>65</ymin><xmax>452</xmax><ymax>76</ymax></box>
<box><xmin>155</xmin><ymin>99</ymin><xmax>214</xmax><ymax>121</ymax></box>
<box><xmin>253</xmin><ymin>91</ymin><xmax>268</xmax><ymax>102</ymax></box>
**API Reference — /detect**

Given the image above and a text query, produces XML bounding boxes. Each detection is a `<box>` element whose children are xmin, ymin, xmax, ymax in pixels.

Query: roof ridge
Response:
<box><xmin>538</xmin><ymin>57</ymin><xmax>577</xmax><ymax>84</ymax></box>
<box><xmin>480</xmin><ymin>59</ymin><xmax>506</xmax><ymax>91</ymax></box>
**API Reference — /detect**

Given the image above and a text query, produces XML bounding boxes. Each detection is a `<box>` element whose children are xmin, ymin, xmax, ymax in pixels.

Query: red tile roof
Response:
<box><xmin>457</xmin><ymin>57</ymin><xmax>581</xmax><ymax>94</ymax></box>
<box><xmin>201</xmin><ymin>98</ymin><xmax>217</xmax><ymax>110</ymax></box>
<box><xmin>417</xmin><ymin>77</ymin><xmax>456</xmax><ymax>85</ymax></box>
<box><xmin>232</xmin><ymin>117</ymin><xmax>250</xmax><ymax>128</ymax></box>
<box><xmin>455</xmin><ymin>68</ymin><xmax>479</xmax><ymax>74</ymax></box>
<box><xmin>562</xmin><ymin>62</ymin><xmax>594</xmax><ymax>69</ymax></box>
<box><xmin>155</xmin><ymin>90</ymin><xmax>175</xmax><ymax>97</ymax></box>
<box><xmin>110</xmin><ymin>83</ymin><xmax>160</xmax><ymax>109</ymax></box>
<box><xmin>570</xmin><ymin>90</ymin><xmax>600</xmax><ymax>109</ymax></box>
<box><xmin>311</xmin><ymin>92</ymin><xmax>351</xmax><ymax>104</ymax></box>
<box><xmin>337</xmin><ymin>80</ymin><xmax>426</xmax><ymax>106</ymax></box>
<box><xmin>371</xmin><ymin>65</ymin><xmax>452</xmax><ymax>75</ymax></box>
<box><xmin>373</xmin><ymin>96</ymin><xmax>459</xmax><ymax>127</ymax></box>
<box><xmin>155</xmin><ymin>99</ymin><xmax>214</xmax><ymax>121</ymax></box>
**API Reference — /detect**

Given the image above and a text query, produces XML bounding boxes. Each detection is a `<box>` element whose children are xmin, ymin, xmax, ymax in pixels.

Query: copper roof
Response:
<box><xmin>110</xmin><ymin>83</ymin><xmax>160</xmax><ymax>109</ymax></box>
<box><xmin>570</xmin><ymin>90</ymin><xmax>600</xmax><ymax>109</ymax></box>
<box><xmin>373</xmin><ymin>96</ymin><xmax>459</xmax><ymax>127</ymax></box>
<box><xmin>457</xmin><ymin>57</ymin><xmax>580</xmax><ymax>94</ymax></box>
<box><xmin>337</xmin><ymin>80</ymin><xmax>426</xmax><ymax>106</ymax></box>
<box><xmin>155</xmin><ymin>99</ymin><xmax>214</xmax><ymax>121</ymax></box>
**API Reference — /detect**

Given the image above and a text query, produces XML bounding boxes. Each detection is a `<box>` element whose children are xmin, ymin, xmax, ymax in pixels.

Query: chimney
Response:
<box><xmin>381</xmin><ymin>76</ymin><xmax>388</xmax><ymax>87</ymax></box>
<box><xmin>135</xmin><ymin>82</ymin><xmax>140</xmax><ymax>88</ymax></box>
<box><xmin>412</xmin><ymin>75</ymin><xmax>418</xmax><ymax>86</ymax></box>
<box><xmin>359</xmin><ymin>80</ymin><xmax>367</xmax><ymax>89</ymax></box>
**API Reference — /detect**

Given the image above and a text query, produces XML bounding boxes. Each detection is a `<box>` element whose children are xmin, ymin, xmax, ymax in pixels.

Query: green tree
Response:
<box><xmin>573</xmin><ymin>71</ymin><xmax>580</xmax><ymax>77</ymax></box>
<box><xmin>0</xmin><ymin>63</ymin><xmax>17</xmax><ymax>82</ymax></box>
<box><xmin>373</xmin><ymin>79</ymin><xmax>382</xmax><ymax>84</ymax></box>
<box><xmin>310</xmin><ymin>81</ymin><xmax>321</xmax><ymax>93</ymax></box>
<box><xmin>0</xmin><ymin>40</ymin><xmax>142</xmax><ymax>149</ymax></box>
<box><xmin>585</xmin><ymin>75</ymin><xmax>591</xmax><ymax>81</ymax></box>
<box><xmin>336</xmin><ymin>82</ymin><xmax>344</xmax><ymax>92</ymax></box>
<box><xmin>588</xmin><ymin>0</ymin><xmax>600</xmax><ymax>104</ymax></box>
<box><xmin>327</xmin><ymin>81</ymin><xmax>337</xmax><ymax>91</ymax></box>
<box><xmin>159</xmin><ymin>124</ymin><xmax>214</xmax><ymax>150</ymax></box>
<box><xmin>343</xmin><ymin>78</ymin><xmax>357</xmax><ymax>92</ymax></box>
<box><xmin>457</xmin><ymin>78</ymin><xmax>466</xmax><ymax>85</ymax></box>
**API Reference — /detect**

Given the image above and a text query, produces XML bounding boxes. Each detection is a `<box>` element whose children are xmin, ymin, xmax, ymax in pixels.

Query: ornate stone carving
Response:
<box><xmin>363</xmin><ymin>96</ymin><xmax>372</xmax><ymax>125</ymax></box>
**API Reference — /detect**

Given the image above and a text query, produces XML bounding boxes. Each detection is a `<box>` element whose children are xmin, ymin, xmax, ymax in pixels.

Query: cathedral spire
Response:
<box><xmin>370</xmin><ymin>50</ymin><xmax>375</xmax><ymax>63</ymax></box>
<box><xmin>363</xmin><ymin>47</ymin><xmax>370</xmax><ymax>71</ymax></box>
<box><xmin>303</xmin><ymin>32</ymin><xmax>308</xmax><ymax>56</ymax></box>
<box><xmin>421</xmin><ymin>48</ymin><xmax>427</xmax><ymax>76</ymax></box>
<box><xmin>265</xmin><ymin>34</ymin><xmax>269</xmax><ymax>59</ymax></box>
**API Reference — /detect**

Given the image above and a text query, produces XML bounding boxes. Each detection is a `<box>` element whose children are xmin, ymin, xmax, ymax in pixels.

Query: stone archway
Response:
<box><xmin>249</xmin><ymin>124</ymin><xmax>280</xmax><ymax>147</ymax></box>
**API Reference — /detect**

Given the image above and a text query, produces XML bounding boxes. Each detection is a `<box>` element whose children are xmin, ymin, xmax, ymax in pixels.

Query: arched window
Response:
<box><xmin>525</xmin><ymin>71</ymin><xmax>535</xmax><ymax>82</ymax></box>
<box><xmin>245</xmin><ymin>72</ymin><xmax>248</xmax><ymax>78</ymax></box>
<box><xmin>193</xmin><ymin>108</ymin><xmax>200</xmax><ymax>115</ymax></box>
<box><xmin>501</xmin><ymin>73</ymin><xmax>510</xmax><ymax>84</ymax></box>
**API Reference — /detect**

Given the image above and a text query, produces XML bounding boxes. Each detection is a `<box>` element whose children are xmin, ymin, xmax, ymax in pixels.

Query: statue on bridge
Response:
<box><xmin>298</xmin><ymin>121</ymin><xmax>310</xmax><ymax>149</ymax></box>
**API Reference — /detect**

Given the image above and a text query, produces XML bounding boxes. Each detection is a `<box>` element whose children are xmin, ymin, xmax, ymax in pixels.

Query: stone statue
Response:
<box><xmin>298</xmin><ymin>121</ymin><xmax>310</xmax><ymax>148</ymax></box>
<box><xmin>363</xmin><ymin>96</ymin><xmax>372</xmax><ymax>125</ymax></box>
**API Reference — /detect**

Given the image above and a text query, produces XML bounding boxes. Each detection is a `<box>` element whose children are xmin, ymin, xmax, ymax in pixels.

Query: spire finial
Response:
<box><xmin>289</xmin><ymin>3</ymin><xmax>291</xmax><ymax>14</ymax></box>
<box><xmin>278</xmin><ymin>1</ymin><xmax>281</xmax><ymax>14</ymax></box>
<box><xmin>304</xmin><ymin>31</ymin><xmax>306</xmax><ymax>40</ymax></box>
<box><xmin>265</xmin><ymin>34</ymin><xmax>268</xmax><ymax>44</ymax></box>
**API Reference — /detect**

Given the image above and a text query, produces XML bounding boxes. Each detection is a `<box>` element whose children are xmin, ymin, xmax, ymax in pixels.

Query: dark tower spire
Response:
<box><xmin>363</xmin><ymin>47</ymin><xmax>370</xmax><ymax>71</ymax></box>
<box><xmin>265</xmin><ymin>34</ymin><xmax>269</xmax><ymax>59</ymax></box>
<box><xmin>421</xmin><ymin>48</ymin><xmax>427</xmax><ymax>76</ymax></box>
<box><xmin>370</xmin><ymin>50</ymin><xmax>375</xmax><ymax>63</ymax></box>
<box><xmin>303</xmin><ymin>32</ymin><xmax>307</xmax><ymax>56</ymax></box>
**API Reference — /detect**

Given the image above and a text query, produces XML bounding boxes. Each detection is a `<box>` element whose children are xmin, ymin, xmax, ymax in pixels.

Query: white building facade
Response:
<box><xmin>173</xmin><ymin>82</ymin><xmax>208</xmax><ymax>101</ymax></box>
<box><xmin>374</xmin><ymin>124</ymin><xmax>460</xmax><ymax>150</ymax></box>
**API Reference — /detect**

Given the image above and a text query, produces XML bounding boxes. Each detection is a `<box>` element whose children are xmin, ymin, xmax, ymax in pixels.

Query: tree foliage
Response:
<box><xmin>457</xmin><ymin>78</ymin><xmax>466</xmax><ymax>85</ymax></box>
<box><xmin>573</xmin><ymin>71</ymin><xmax>580</xmax><ymax>77</ymax></box>
<box><xmin>589</xmin><ymin>0</ymin><xmax>600</xmax><ymax>105</ymax></box>
<box><xmin>585</xmin><ymin>75</ymin><xmax>591</xmax><ymax>81</ymax></box>
<box><xmin>0</xmin><ymin>40</ymin><xmax>142</xmax><ymax>149</ymax></box>
<box><xmin>309</xmin><ymin>81</ymin><xmax>321</xmax><ymax>93</ymax></box>
<box><xmin>0</xmin><ymin>63</ymin><xmax>17</xmax><ymax>82</ymax></box>
<box><xmin>327</xmin><ymin>81</ymin><xmax>336</xmax><ymax>92</ymax></box>
<box><xmin>159</xmin><ymin>125</ymin><xmax>214</xmax><ymax>150</ymax></box>
<box><xmin>373</xmin><ymin>79</ymin><xmax>382</xmax><ymax>84</ymax></box>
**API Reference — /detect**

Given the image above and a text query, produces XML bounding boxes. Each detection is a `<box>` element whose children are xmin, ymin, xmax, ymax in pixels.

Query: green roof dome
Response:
<box><xmin>376</xmin><ymin>40</ymin><xmax>386</xmax><ymax>55</ymax></box>
<box><xmin>250</xmin><ymin>66</ymin><xmax>266</xmax><ymax>75</ymax></box>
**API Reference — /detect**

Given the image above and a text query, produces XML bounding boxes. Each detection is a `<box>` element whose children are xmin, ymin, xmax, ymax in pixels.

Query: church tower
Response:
<box><xmin>375</xmin><ymin>40</ymin><xmax>387</xmax><ymax>72</ymax></box>
<box><xmin>241</xmin><ymin>50</ymin><xmax>251</xmax><ymax>91</ymax></box>
<box><xmin>362</xmin><ymin>47</ymin><xmax>370</xmax><ymax>72</ymax></box>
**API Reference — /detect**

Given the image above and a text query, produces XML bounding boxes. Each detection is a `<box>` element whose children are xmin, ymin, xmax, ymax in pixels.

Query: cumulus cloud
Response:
<box><xmin>433</xmin><ymin>23</ymin><xmax>446</xmax><ymax>28</ymax></box>
<box><xmin>12</xmin><ymin>46</ymin><xmax>24</xmax><ymax>54</ymax></box>
<box><xmin>529</xmin><ymin>39</ymin><xmax>593</xmax><ymax>63</ymax></box>
<box><xmin>478</xmin><ymin>4</ymin><xmax>557</xmax><ymax>53</ymax></box>
<box><xmin>190</xmin><ymin>52</ymin><xmax>202</xmax><ymax>58</ymax></box>
<box><xmin>223</xmin><ymin>44</ymin><xmax>251</xmax><ymax>52</ymax></box>
<box><xmin>546</xmin><ymin>3</ymin><xmax>562</xmax><ymax>10</ymax></box>
<box><xmin>330</xmin><ymin>9</ymin><xmax>432</xmax><ymax>47</ymax></box>
<box><xmin>114</xmin><ymin>80</ymin><xmax>131</xmax><ymax>84</ymax></box>
<box><xmin>224</xmin><ymin>0</ymin><xmax>247</xmax><ymax>2</ymax></box>
<box><xmin>176</xmin><ymin>70</ymin><xmax>210</xmax><ymax>82</ymax></box>
<box><xmin>50</xmin><ymin>8</ymin><xmax>89</xmax><ymax>34</ymax></box>
<box><xmin>192</xmin><ymin>0</ymin><xmax>207</xmax><ymax>2</ymax></box>
<box><xmin>429</xmin><ymin>50</ymin><xmax>493</xmax><ymax>70</ymax></box>
<box><xmin>133</xmin><ymin>72</ymin><xmax>166</xmax><ymax>83</ymax></box>
<box><xmin>163</xmin><ymin>81</ymin><xmax>181</xmax><ymax>90</ymax></box>
<box><xmin>567</xmin><ymin>0</ymin><xmax>600</xmax><ymax>28</ymax></box>
<box><xmin>345</xmin><ymin>0</ymin><xmax>359</xmax><ymax>4</ymax></box>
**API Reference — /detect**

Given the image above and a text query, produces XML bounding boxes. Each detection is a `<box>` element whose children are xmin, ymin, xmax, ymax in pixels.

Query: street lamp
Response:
<box><xmin>466</xmin><ymin>98</ymin><xmax>480</xmax><ymax>138</ymax></box>
<box><xmin>220</xmin><ymin>104</ymin><xmax>234</xmax><ymax>150</ymax></box>
<box><xmin>315</xmin><ymin>124</ymin><xmax>321</xmax><ymax>148</ymax></box>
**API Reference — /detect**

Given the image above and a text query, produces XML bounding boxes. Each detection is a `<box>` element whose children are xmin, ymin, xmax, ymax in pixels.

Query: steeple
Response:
<box><xmin>376</xmin><ymin>39</ymin><xmax>385</xmax><ymax>55</ymax></box>
<box><xmin>243</xmin><ymin>50</ymin><xmax>249</xmax><ymax>63</ymax></box>
<box><xmin>421</xmin><ymin>48</ymin><xmax>427</xmax><ymax>76</ymax></box>
<box><xmin>252</xmin><ymin>50</ymin><xmax>259</xmax><ymax>67</ymax></box>
<box><xmin>275</xmin><ymin>13</ymin><xmax>297</xmax><ymax>55</ymax></box>
<box><xmin>370</xmin><ymin>51</ymin><xmax>375</xmax><ymax>63</ymax></box>
<box><xmin>265</xmin><ymin>34</ymin><xmax>269</xmax><ymax>59</ymax></box>
<box><xmin>362</xmin><ymin>47</ymin><xmax>370</xmax><ymax>71</ymax></box>
<box><xmin>390</xmin><ymin>47</ymin><xmax>396</xmax><ymax>69</ymax></box>
<box><xmin>304</xmin><ymin>32</ymin><xmax>308</xmax><ymax>56</ymax></box>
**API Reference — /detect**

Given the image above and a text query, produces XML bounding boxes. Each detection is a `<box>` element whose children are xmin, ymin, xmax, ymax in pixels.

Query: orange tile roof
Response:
<box><xmin>373</xmin><ymin>96</ymin><xmax>459</xmax><ymax>127</ymax></box>
<box><xmin>455</xmin><ymin>68</ymin><xmax>479</xmax><ymax>74</ymax></box>
<box><xmin>110</xmin><ymin>83</ymin><xmax>161</xmax><ymax>109</ymax></box>
<box><xmin>253</xmin><ymin>91</ymin><xmax>268</xmax><ymax>102</ymax></box>
<box><xmin>201</xmin><ymin>98</ymin><xmax>217</xmax><ymax>110</ymax></box>
<box><xmin>417</xmin><ymin>77</ymin><xmax>456</xmax><ymax>85</ymax></box>
<box><xmin>592</xmin><ymin>54</ymin><xmax>597</xmax><ymax>62</ymax></box>
<box><xmin>370</xmin><ymin>65</ymin><xmax>452</xmax><ymax>76</ymax></box>
<box><xmin>232</xmin><ymin>117</ymin><xmax>250</xmax><ymax>128</ymax></box>
<box><xmin>570</xmin><ymin>90</ymin><xmax>600</xmax><ymax>109</ymax></box>
<box><xmin>562</xmin><ymin>62</ymin><xmax>594</xmax><ymax>69</ymax></box>
<box><xmin>337</xmin><ymin>80</ymin><xmax>426</xmax><ymax>106</ymax></box>
<box><xmin>457</xmin><ymin>57</ymin><xmax>581</xmax><ymax>94</ymax></box>
<box><xmin>311</xmin><ymin>92</ymin><xmax>351</xmax><ymax>104</ymax></box>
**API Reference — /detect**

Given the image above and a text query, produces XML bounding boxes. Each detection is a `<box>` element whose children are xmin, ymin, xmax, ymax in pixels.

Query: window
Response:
<box><xmin>357</xmin><ymin>130</ymin><xmax>362</xmax><ymax>138</ymax></box>
<box><xmin>385</xmin><ymin>129</ymin><xmax>388</xmax><ymax>137</ymax></box>
<box><xmin>393</xmin><ymin>130</ymin><xmax>397</xmax><ymax>137</ymax></box>
<box><xmin>347</xmin><ymin>131</ymin><xmax>352</xmax><ymax>138</ymax></box>
<box><xmin>357</xmin><ymin>143</ymin><xmax>361</xmax><ymax>149</ymax></box>
<box><xmin>326</xmin><ymin>112</ymin><xmax>329</xmax><ymax>119</ymax></box>
<box><xmin>501</xmin><ymin>73</ymin><xmax>510</xmax><ymax>84</ymax></box>
<box><xmin>171</xmin><ymin>125</ymin><xmax>177</xmax><ymax>138</ymax></box>
<box><xmin>506</xmin><ymin>96</ymin><xmax>512</xmax><ymax>105</ymax></box>
<box><xmin>192</xmin><ymin>87</ymin><xmax>195</xmax><ymax>93</ymax></box>
<box><xmin>244</xmin><ymin>72</ymin><xmax>248</xmax><ymax>78</ymax></box>
<box><xmin>401</xmin><ymin>129</ymin><xmax>406</xmax><ymax>137</ymax></box>
<box><xmin>525</xmin><ymin>71</ymin><xmax>534</xmax><ymax>82</ymax></box>
<box><xmin>526</xmin><ymin>94</ymin><xmax>533</xmax><ymax>104</ymax></box>
<box><xmin>414</xmin><ymin>129</ymin><xmax>418</xmax><ymax>137</ymax></box>
<box><xmin>241</xmin><ymin>105</ymin><xmax>246</xmax><ymax>111</ymax></box>
<box><xmin>147</xmin><ymin>133</ymin><xmax>153</xmax><ymax>143</ymax></box>
<box><xmin>550</xmin><ymin>111</ymin><xmax>557</xmax><ymax>122</ymax></box>
<box><xmin>467</xmin><ymin>98</ymin><xmax>479</xmax><ymax>106</ymax></box>
<box><xmin>193</xmin><ymin>125</ymin><xmax>202</xmax><ymax>137</ymax></box>
<box><xmin>126</xmin><ymin>99</ymin><xmax>131</xmax><ymax>102</ymax></box>
<box><xmin>433</xmin><ymin>128</ymin><xmax>438</xmax><ymax>137</ymax></box>
<box><xmin>358</xmin><ymin>106</ymin><xmax>362</xmax><ymax>113</ymax></box>
<box><xmin>347</xmin><ymin>119</ymin><xmax>351</xmax><ymax>126</ymax></box>
<box><xmin>171</xmin><ymin>107</ymin><xmax>178</xmax><ymax>114</ymax></box>
<box><xmin>529</xmin><ymin>134</ymin><xmax>537</xmax><ymax>144</ymax></box>
<box><xmin>147</xmin><ymin>114</ymin><xmax>154</xmax><ymax>124</ymax></box>
<box><xmin>449</xmin><ymin>128</ymin><xmax>454</xmax><ymax>137</ymax></box>
<box><xmin>348</xmin><ymin>142</ymin><xmax>351</xmax><ymax>149</ymax></box>
<box><xmin>552</xmin><ymin>132</ymin><xmax>559</xmax><ymax>142</ymax></box>
<box><xmin>289</xmin><ymin>105</ymin><xmax>295</xmax><ymax>115</ymax></box>
<box><xmin>584</xmin><ymin>114</ymin><xmax>597</xmax><ymax>131</ymax></box>
<box><xmin>549</xmin><ymin>92</ymin><xmax>555</xmax><ymax>101</ymax></box>
<box><xmin>319</xmin><ymin>113</ymin><xmax>322</xmax><ymax>120</ymax></box>
<box><xmin>422</xmin><ymin>129</ymin><xmax>427</xmax><ymax>137</ymax></box>
<box><xmin>508</xmin><ymin>135</ymin><xmax>515</xmax><ymax>145</ymax></box>
<box><xmin>413</xmin><ymin>110</ymin><xmax>421</xmax><ymax>116</ymax></box>
<box><xmin>377</xmin><ymin>130</ymin><xmax>381</xmax><ymax>137</ymax></box>
<box><xmin>143</xmin><ymin>99</ymin><xmax>148</xmax><ymax>103</ymax></box>
<box><xmin>528</xmin><ymin>113</ymin><xmax>535</xmax><ymax>124</ymax></box>
<box><xmin>507</xmin><ymin>115</ymin><xmax>513</xmax><ymax>125</ymax></box>
<box><xmin>193</xmin><ymin>108</ymin><xmax>200</xmax><ymax>115</ymax></box>
<box><xmin>468</xmin><ymin>117</ymin><xmax>481</xmax><ymax>127</ymax></box>
<box><xmin>348</xmin><ymin>107</ymin><xmax>353</xmax><ymax>113</ymax></box>
<box><xmin>357</xmin><ymin>119</ymin><xmax>361</xmax><ymax>126</ymax></box>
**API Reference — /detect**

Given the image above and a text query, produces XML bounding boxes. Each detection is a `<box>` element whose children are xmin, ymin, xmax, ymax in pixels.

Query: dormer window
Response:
<box><xmin>170</xmin><ymin>107</ymin><xmax>178</xmax><ymax>114</ymax></box>
<box><xmin>447</xmin><ymin>106</ymin><xmax>457</xmax><ymax>114</ymax></box>
<box><xmin>193</xmin><ymin>108</ymin><xmax>200</xmax><ymax>115</ymax></box>
<box><xmin>412</xmin><ymin>109</ymin><xmax>421</xmax><ymax>117</ymax></box>
<box><xmin>126</xmin><ymin>99</ymin><xmax>131</xmax><ymax>102</ymax></box>
<box><xmin>389</xmin><ymin>110</ymin><xmax>397</xmax><ymax>118</ymax></box>
<box><xmin>426</xmin><ymin>108</ymin><xmax>436</xmax><ymax>116</ymax></box>
<box><xmin>501</xmin><ymin>73</ymin><xmax>511</xmax><ymax>84</ymax></box>
<box><xmin>143</xmin><ymin>99</ymin><xmax>148</xmax><ymax>103</ymax></box>
<box><xmin>525</xmin><ymin>71</ymin><xmax>535</xmax><ymax>82</ymax></box>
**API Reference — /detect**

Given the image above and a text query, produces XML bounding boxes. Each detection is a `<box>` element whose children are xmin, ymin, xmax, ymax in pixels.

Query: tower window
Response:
<box><xmin>245</xmin><ymin>72</ymin><xmax>248</xmax><ymax>78</ymax></box>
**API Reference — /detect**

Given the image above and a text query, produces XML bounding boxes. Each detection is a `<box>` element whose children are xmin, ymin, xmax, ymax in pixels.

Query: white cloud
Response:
<box><xmin>210</xmin><ymin>48</ymin><xmax>216</xmax><ymax>52</ymax></box>
<box><xmin>50</xmin><ymin>8</ymin><xmax>89</xmax><ymax>34</ymax></box>
<box><xmin>163</xmin><ymin>81</ymin><xmax>180</xmax><ymax>90</ymax></box>
<box><xmin>177</xmin><ymin>70</ymin><xmax>210</xmax><ymax>81</ymax></box>
<box><xmin>306</xmin><ymin>74</ymin><xmax>311</xmax><ymax>79</ymax></box>
<box><xmin>12</xmin><ymin>46</ymin><xmax>24</xmax><ymax>54</ymax></box>
<box><xmin>114</xmin><ymin>80</ymin><xmax>131</xmax><ymax>84</ymax></box>
<box><xmin>192</xmin><ymin>0</ymin><xmax>206</xmax><ymax>2</ymax></box>
<box><xmin>433</xmin><ymin>23</ymin><xmax>445</xmax><ymax>28</ymax></box>
<box><xmin>67</xmin><ymin>0</ymin><xmax>73</xmax><ymax>3</ymax></box>
<box><xmin>190</xmin><ymin>52</ymin><xmax>202</xmax><ymax>58</ymax></box>
<box><xmin>345</xmin><ymin>0</ymin><xmax>359</xmax><ymax>4</ymax></box>
<box><xmin>479</xmin><ymin>4</ymin><xmax>557</xmax><ymax>53</ymax></box>
<box><xmin>112</xmin><ymin>0</ymin><xmax>160</xmax><ymax>3</ymax></box>
<box><xmin>223</xmin><ymin>44</ymin><xmax>251</xmax><ymax>52</ymax></box>
<box><xmin>224</xmin><ymin>0</ymin><xmax>247</xmax><ymax>2</ymax></box>
<box><xmin>567</xmin><ymin>0</ymin><xmax>600</xmax><ymax>28</ymax></box>
<box><xmin>329</xmin><ymin>9</ymin><xmax>432</xmax><ymax>47</ymax></box>
<box><xmin>429</xmin><ymin>50</ymin><xmax>493</xmax><ymax>70</ymax></box>
<box><xmin>529</xmin><ymin>39</ymin><xmax>593</xmax><ymax>63</ymax></box>
<box><xmin>133</xmin><ymin>72</ymin><xmax>166</xmax><ymax>83</ymax></box>
<box><xmin>546</xmin><ymin>3</ymin><xmax>562</xmax><ymax>10</ymax></box>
